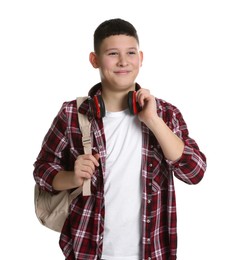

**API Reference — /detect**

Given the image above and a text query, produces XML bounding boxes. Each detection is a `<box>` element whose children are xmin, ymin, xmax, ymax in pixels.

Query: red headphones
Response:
<box><xmin>89</xmin><ymin>91</ymin><xmax>141</xmax><ymax>119</ymax></box>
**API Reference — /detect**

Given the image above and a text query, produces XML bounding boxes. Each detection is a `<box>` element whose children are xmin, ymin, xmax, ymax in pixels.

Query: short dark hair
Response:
<box><xmin>93</xmin><ymin>18</ymin><xmax>139</xmax><ymax>53</ymax></box>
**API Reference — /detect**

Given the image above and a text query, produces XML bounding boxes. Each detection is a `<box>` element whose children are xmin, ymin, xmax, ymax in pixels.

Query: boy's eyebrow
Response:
<box><xmin>104</xmin><ymin>47</ymin><xmax>138</xmax><ymax>52</ymax></box>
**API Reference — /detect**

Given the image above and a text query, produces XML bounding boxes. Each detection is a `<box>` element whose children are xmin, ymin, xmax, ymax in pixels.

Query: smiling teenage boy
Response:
<box><xmin>34</xmin><ymin>18</ymin><xmax>207</xmax><ymax>260</ymax></box>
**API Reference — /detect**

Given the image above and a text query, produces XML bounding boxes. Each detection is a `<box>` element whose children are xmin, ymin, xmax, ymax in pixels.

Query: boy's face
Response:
<box><xmin>90</xmin><ymin>35</ymin><xmax>143</xmax><ymax>92</ymax></box>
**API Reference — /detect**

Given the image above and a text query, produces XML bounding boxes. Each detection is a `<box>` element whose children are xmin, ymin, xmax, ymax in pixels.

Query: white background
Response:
<box><xmin>1</xmin><ymin>0</ymin><xmax>234</xmax><ymax>259</ymax></box>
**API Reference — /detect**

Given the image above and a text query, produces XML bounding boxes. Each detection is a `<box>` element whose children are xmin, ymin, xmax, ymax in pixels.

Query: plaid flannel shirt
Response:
<box><xmin>34</xmin><ymin>83</ymin><xmax>206</xmax><ymax>260</ymax></box>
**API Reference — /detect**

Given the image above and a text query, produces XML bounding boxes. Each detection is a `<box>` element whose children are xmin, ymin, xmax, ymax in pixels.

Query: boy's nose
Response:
<box><xmin>117</xmin><ymin>55</ymin><xmax>128</xmax><ymax>67</ymax></box>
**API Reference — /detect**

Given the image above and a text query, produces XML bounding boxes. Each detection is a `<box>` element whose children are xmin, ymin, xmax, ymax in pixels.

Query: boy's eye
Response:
<box><xmin>108</xmin><ymin>52</ymin><xmax>118</xmax><ymax>56</ymax></box>
<box><xmin>107</xmin><ymin>50</ymin><xmax>136</xmax><ymax>56</ymax></box>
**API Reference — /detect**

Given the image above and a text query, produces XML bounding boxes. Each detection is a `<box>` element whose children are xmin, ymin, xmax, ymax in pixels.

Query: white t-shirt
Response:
<box><xmin>101</xmin><ymin>109</ymin><xmax>142</xmax><ymax>260</ymax></box>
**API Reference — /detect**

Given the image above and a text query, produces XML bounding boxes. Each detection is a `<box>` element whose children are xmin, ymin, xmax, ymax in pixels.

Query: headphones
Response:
<box><xmin>89</xmin><ymin>91</ymin><xmax>141</xmax><ymax>119</ymax></box>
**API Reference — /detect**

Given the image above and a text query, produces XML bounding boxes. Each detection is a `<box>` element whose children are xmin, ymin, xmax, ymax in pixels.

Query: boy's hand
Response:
<box><xmin>136</xmin><ymin>88</ymin><xmax>158</xmax><ymax>126</ymax></box>
<box><xmin>74</xmin><ymin>154</ymin><xmax>100</xmax><ymax>187</ymax></box>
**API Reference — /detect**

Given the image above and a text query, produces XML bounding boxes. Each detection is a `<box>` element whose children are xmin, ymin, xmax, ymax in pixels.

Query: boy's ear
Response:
<box><xmin>139</xmin><ymin>51</ymin><xmax>143</xmax><ymax>67</ymax></box>
<box><xmin>89</xmin><ymin>52</ymin><xmax>99</xmax><ymax>68</ymax></box>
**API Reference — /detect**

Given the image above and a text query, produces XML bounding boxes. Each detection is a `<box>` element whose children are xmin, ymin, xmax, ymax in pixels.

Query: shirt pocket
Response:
<box><xmin>151</xmin><ymin>151</ymin><xmax>169</xmax><ymax>193</ymax></box>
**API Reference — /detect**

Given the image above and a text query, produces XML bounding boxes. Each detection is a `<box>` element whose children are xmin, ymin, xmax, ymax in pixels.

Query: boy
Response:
<box><xmin>34</xmin><ymin>18</ymin><xmax>207</xmax><ymax>260</ymax></box>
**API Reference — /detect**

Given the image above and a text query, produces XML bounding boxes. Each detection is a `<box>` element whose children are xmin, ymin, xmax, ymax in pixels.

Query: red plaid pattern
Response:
<box><xmin>34</xmin><ymin>84</ymin><xmax>206</xmax><ymax>260</ymax></box>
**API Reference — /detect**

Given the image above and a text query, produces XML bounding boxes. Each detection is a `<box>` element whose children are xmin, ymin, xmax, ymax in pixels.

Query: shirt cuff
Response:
<box><xmin>166</xmin><ymin>144</ymin><xmax>193</xmax><ymax>168</ymax></box>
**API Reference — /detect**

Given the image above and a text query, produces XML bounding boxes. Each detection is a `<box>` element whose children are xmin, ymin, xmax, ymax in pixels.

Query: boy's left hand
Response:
<box><xmin>136</xmin><ymin>88</ymin><xmax>158</xmax><ymax>125</ymax></box>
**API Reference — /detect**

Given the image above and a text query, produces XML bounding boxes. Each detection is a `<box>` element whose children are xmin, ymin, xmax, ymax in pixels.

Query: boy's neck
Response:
<box><xmin>102</xmin><ymin>91</ymin><xmax>128</xmax><ymax>112</ymax></box>
<box><xmin>100</xmin><ymin>82</ymin><xmax>136</xmax><ymax>112</ymax></box>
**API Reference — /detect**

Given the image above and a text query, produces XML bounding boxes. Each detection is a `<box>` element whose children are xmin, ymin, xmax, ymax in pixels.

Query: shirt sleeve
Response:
<box><xmin>33</xmin><ymin>102</ymin><xmax>70</xmax><ymax>193</ymax></box>
<box><xmin>165</xmin><ymin>104</ymin><xmax>207</xmax><ymax>184</ymax></box>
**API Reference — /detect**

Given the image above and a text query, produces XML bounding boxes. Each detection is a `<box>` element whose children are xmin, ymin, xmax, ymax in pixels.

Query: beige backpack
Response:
<box><xmin>34</xmin><ymin>97</ymin><xmax>92</xmax><ymax>232</ymax></box>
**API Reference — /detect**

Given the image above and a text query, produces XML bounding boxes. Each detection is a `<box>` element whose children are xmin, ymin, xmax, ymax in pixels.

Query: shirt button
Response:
<box><xmin>147</xmin><ymin>238</ymin><xmax>151</xmax><ymax>243</ymax></box>
<box><xmin>147</xmin><ymin>199</ymin><xmax>151</xmax><ymax>204</ymax></box>
<box><xmin>149</xmin><ymin>163</ymin><xmax>153</xmax><ymax>167</ymax></box>
<box><xmin>148</xmin><ymin>182</ymin><xmax>152</xmax><ymax>186</ymax></box>
<box><xmin>147</xmin><ymin>219</ymin><xmax>151</xmax><ymax>223</ymax></box>
<box><xmin>150</xmin><ymin>145</ymin><xmax>153</xmax><ymax>149</ymax></box>
<box><xmin>100</xmin><ymin>235</ymin><xmax>103</xmax><ymax>240</ymax></box>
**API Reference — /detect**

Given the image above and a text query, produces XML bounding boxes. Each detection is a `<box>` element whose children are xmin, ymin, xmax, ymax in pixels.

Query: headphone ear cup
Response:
<box><xmin>93</xmin><ymin>95</ymin><xmax>106</xmax><ymax>118</ymax></box>
<box><xmin>128</xmin><ymin>91</ymin><xmax>139</xmax><ymax>115</ymax></box>
<box><xmin>97</xmin><ymin>95</ymin><xmax>106</xmax><ymax>118</ymax></box>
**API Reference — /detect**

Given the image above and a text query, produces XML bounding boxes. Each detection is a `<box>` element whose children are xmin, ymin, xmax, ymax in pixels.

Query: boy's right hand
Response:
<box><xmin>74</xmin><ymin>154</ymin><xmax>100</xmax><ymax>187</ymax></box>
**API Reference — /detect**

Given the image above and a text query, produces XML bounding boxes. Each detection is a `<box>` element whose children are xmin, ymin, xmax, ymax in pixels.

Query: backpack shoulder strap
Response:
<box><xmin>76</xmin><ymin>97</ymin><xmax>92</xmax><ymax>196</ymax></box>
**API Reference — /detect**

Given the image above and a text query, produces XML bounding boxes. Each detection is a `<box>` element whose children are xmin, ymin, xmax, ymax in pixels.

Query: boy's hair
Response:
<box><xmin>93</xmin><ymin>18</ymin><xmax>139</xmax><ymax>53</ymax></box>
